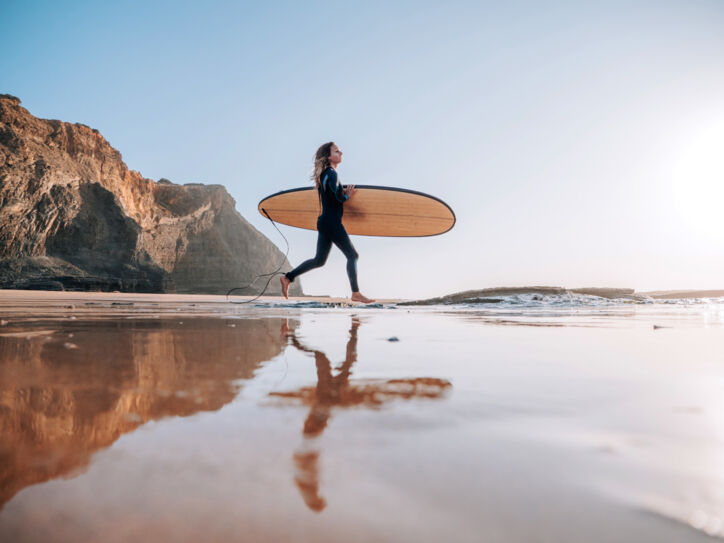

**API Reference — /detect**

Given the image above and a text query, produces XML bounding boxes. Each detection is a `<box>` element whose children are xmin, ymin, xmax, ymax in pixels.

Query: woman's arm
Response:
<box><xmin>322</xmin><ymin>169</ymin><xmax>346</xmax><ymax>203</ymax></box>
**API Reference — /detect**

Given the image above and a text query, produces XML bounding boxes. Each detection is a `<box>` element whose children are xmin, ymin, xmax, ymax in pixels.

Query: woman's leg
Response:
<box><xmin>328</xmin><ymin>224</ymin><xmax>374</xmax><ymax>302</ymax></box>
<box><xmin>281</xmin><ymin>229</ymin><xmax>332</xmax><ymax>298</ymax></box>
<box><xmin>329</xmin><ymin>223</ymin><xmax>363</xmax><ymax>294</ymax></box>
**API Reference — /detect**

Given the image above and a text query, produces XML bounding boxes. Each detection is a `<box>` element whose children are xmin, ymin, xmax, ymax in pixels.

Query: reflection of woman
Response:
<box><xmin>280</xmin><ymin>142</ymin><xmax>374</xmax><ymax>304</ymax></box>
<box><xmin>278</xmin><ymin>317</ymin><xmax>359</xmax><ymax>512</ymax></box>
<box><xmin>281</xmin><ymin>317</ymin><xmax>360</xmax><ymax>437</ymax></box>
<box><xmin>276</xmin><ymin>317</ymin><xmax>451</xmax><ymax>513</ymax></box>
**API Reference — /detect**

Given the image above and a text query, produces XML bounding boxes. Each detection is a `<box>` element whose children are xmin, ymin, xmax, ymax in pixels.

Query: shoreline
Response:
<box><xmin>0</xmin><ymin>287</ymin><xmax>722</xmax><ymax>314</ymax></box>
<box><xmin>0</xmin><ymin>290</ymin><xmax>403</xmax><ymax>317</ymax></box>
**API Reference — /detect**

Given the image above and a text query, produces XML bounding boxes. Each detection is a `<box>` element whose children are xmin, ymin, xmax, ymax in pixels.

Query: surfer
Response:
<box><xmin>280</xmin><ymin>142</ymin><xmax>375</xmax><ymax>303</ymax></box>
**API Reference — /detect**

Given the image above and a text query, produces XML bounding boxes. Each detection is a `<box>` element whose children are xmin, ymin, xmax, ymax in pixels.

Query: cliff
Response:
<box><xmin>0</xmin><ymin>94</ymin><xmax>302</xmax><ymax>294</ymax></box>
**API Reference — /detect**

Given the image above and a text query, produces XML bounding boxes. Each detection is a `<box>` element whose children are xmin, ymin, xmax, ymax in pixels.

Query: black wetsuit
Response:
<box><xmin>285</xmin><ymin>167</ymin><xmax>359</xmax><ymax>292</ymax></box>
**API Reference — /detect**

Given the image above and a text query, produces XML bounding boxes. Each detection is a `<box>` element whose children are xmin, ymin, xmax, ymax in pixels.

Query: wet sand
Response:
<box><xmin>1</xmin><ymin>291</ymin><xmax>723</xmax><ymax>542</ymax></box>
<box><xmin>0</xmin><ymin>289</ymin><xmax>403</xmax><ymax>318</ymax></box>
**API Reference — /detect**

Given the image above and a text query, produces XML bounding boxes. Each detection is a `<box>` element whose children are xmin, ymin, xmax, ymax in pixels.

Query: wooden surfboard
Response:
<box><xmin>258</xmin><ymin>185</ymin><xmax>455</xmax><ymax>237</ymax></box>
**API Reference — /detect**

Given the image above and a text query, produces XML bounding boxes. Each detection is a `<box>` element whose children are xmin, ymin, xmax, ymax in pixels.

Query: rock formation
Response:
<box><xmin>0</xmin><ymin>94</ymin><xmax>302</xmax><ymax>294</ymax></box>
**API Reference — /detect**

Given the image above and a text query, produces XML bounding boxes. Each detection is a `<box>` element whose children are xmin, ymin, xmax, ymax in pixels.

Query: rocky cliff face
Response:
<box><xmin>0</xmin><ymin>94</ymin><xmax>302</xmax><ymax>294</ymax></box>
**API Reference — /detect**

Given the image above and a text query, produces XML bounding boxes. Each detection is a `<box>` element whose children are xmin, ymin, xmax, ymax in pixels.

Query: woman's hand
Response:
<box><xmin>344</xmin><ymin>184</ymin><xmax>357</xmax><ymax>198</ymax></box>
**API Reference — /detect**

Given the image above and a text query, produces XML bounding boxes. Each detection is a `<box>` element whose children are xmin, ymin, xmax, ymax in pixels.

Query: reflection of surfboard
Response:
<box><xmin>258</xmin><ymin>185</ymin><xmax>455</xmax><ymax>237</ymax></box>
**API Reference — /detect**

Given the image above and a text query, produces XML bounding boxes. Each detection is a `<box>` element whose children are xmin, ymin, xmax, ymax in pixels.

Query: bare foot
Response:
<box><xmin>280</xmin><ymin>276</ymin><xmax>290</xmax><ymax>299</ymax></box>
<box><xmin>351</xmin><ymin>292</ymin><xmax>375</xmax><ymax>304</ymax></box>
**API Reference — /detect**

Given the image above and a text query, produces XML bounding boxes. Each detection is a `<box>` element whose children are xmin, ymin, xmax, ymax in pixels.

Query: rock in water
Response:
<box><xmin>0</xmin><ymin>95</ymin><xmax>302</xmax><ymax>295</ymax></box>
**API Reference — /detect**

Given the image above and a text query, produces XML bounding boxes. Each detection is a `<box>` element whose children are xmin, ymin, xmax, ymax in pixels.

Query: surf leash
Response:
<box><xmin>225</xmin><ymin>208</ymin><xmax>290</xmax><ymax>305</ymax></box>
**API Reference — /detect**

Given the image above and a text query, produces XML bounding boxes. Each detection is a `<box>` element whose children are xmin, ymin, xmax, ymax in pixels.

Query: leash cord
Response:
<box><xmin>225</xmin><ymin>208</ymin><xmax>289</xmax><ymax>304</ymax></box>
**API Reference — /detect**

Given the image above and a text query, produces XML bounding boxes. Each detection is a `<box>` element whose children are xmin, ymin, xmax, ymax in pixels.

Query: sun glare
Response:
<box><xmin>673</xmin><ymin>118</ymin><xmax>724</xmax><ymax>242</ymax></box>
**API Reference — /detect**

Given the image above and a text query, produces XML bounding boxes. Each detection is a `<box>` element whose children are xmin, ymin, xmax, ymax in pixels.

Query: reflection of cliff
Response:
<box><xmin>271</xmin><ymin>317</ymin><xmax>451</xmax><ymax>512</ymax></box>
<box><xmin>0</xmin><ymin>317</ymin><xmax>291</xmax><ymax>509</ymax></box>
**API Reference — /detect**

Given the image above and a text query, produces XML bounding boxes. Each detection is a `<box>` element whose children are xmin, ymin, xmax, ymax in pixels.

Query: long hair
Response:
<box><xmin>311</xmin><ymin>142</ymin><xmax>335</xmax><ymax>190</ymax></box>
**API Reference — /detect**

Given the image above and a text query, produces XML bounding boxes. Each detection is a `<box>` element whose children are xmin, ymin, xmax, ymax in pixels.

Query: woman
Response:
<box><xmin>280</xmin><ymin>142</ymin><xmax>374</xmax><ymax>303</ymax></box>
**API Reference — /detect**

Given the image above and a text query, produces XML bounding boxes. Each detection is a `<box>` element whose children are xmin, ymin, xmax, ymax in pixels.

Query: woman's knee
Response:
<box><xmin>314</xmin><ymin>253</ymin><xmax>329</xmax><ymax>267</ymax></box>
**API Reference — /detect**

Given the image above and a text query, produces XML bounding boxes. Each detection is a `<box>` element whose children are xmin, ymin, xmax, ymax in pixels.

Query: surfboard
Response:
<box><xmin>258</xmin><ymin>186</ymin><xmax>455</xmax><ymax>237</ymax></box>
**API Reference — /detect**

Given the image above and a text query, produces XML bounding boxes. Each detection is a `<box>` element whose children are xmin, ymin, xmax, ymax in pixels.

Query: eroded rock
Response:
<box><xmin>0</xmin><ymin>95</ymin><xmax>301</xmax><ymax>294</ymax></box>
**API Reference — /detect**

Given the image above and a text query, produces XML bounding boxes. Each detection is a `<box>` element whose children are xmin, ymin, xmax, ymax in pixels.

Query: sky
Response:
<box><xmin>1</xmin><ymin>0</ymin><xmax>723</xmax><ymax>299</ymax></box>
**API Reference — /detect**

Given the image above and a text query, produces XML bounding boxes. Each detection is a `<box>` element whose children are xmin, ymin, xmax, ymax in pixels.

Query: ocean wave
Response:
<box><xmin>450</xmin><ymin>293</ymin><xmax>650</xmax><ymax>308</ymax></box>
<box><xmin>400</xmin><ymin>287</ymin><xmax>649</xmax><ymax>308</ymax></box>
<box><xmin>401</xmin><ymin>287</ymin><xmax>724</xmax><ymax>308</ymax></box>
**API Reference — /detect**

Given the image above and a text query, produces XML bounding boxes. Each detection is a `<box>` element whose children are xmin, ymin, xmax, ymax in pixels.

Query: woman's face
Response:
<box><xmin>329</xmin><ymin>144</ymin><xmax>343</xmax><ymax>166</ymax></box>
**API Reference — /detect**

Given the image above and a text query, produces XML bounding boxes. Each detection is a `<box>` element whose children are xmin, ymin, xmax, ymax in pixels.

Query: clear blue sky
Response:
<box><xmin>2</xmin><ymin>0</ymin><xmax>723</xmax><ymax>298</ymax></box>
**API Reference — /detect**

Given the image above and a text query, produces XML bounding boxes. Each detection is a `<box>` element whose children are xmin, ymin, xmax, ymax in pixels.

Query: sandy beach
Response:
<box><xmin>0</xmin><ymin>289</ymin><xmax>403</xmax><ymax>316</ymax></box>
<box><xmin>1</xmin><ymin>290</ymin><xmax>723</xmax><ymax>542</ymax></box>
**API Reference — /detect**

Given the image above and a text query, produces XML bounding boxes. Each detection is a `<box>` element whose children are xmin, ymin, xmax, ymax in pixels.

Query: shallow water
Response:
<box><xmin>1</xmin><ymin>302</ymin><xmax>723</xmax><ymax>542</ymax></box>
